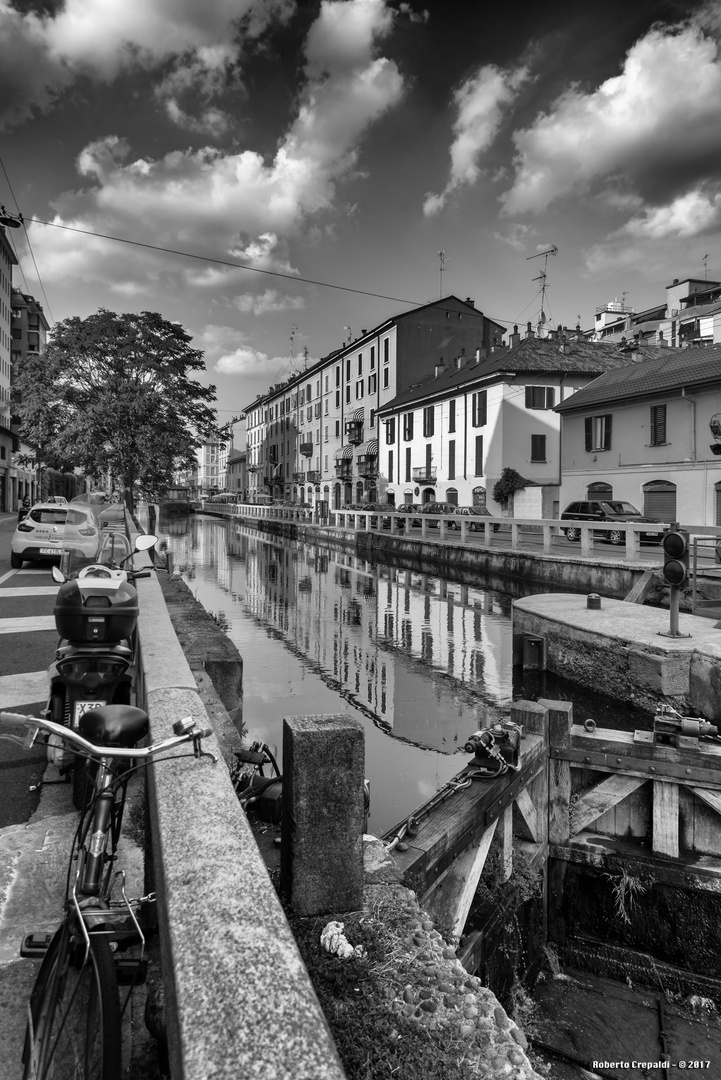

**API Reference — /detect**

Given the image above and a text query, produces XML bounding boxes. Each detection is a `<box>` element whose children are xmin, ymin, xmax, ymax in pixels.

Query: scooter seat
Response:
<box><xmin>78</xmin><ymin>704</ymin><xmax>149</xmax><ymax>747</ymax></box>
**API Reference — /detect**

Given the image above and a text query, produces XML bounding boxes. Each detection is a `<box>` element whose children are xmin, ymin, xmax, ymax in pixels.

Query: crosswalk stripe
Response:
<box><xmin>0</xmin><ymin>587</ymin><xmax>58</xmax><ymax>598</ymax></box>
<box><xmin>0</xmin><ymin>616</ymin><xmax>56</xmax><ymax>635</ymax></box>
<box><xmin>0</xmin><ymin>671</ymin><xmax>47</xmax><ymax>709</ymax></box>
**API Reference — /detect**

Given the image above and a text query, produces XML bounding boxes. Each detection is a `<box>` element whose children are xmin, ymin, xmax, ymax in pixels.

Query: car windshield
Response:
<box><xmin>29</xmin><ymin>508</ymin><xmax>67</xmax><ymax>525</ymax></box>
<box><xmin>601</xmin><ymin>502</ymin><xmax>641</xmax><ymax>515</ymax></box>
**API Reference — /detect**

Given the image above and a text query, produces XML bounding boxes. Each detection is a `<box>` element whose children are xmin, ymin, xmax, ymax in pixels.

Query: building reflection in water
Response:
<box><xmin>149</xmin><ymin>513</ymin><xmax>516</xmax><ymax>835</ymax></box>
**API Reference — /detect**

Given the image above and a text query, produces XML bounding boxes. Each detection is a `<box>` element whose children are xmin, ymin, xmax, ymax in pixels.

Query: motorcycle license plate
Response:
<box><xmin>73</xmin><ymin>700</ymin><xmax>107</xmax><ymax>726</ymax></box>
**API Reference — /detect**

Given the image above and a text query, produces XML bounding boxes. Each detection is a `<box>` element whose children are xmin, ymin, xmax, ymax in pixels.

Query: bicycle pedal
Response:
<box><xmin>115</xmin><ymin>957</ymin><xmax>148</xmax><ymax>985</ymax></box>
<box><xmin>21</xmin><ymin>932</ymin><xmax>53</xmax><ymax>958</ymax></box>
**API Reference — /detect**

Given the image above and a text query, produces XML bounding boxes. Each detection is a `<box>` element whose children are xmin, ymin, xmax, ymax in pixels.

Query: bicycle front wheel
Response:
<box><xmin>23</xmin><ymin>923</ymin><xmax>121</xmax><ymax>1080</ymax></box>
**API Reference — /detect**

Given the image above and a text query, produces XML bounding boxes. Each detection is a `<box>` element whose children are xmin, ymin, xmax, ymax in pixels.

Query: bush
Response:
<box><xmin>492</xmin><ymin>468</ymin><xmax>527</xmax><ymax>509</ymax></box>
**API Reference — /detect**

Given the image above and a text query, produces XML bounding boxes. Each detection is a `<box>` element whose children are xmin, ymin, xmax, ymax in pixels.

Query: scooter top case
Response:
<box><xmin>54</xmin><ymin>575</ymin><xmax>139</xmax><ymax>644</ymax></box>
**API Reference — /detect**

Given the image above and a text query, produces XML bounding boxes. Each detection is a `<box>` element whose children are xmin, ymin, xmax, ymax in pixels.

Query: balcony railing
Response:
<box><xmin>345</xmin><ymin>422</ymin><xmax>363</xmax><ymax>445</ymax></box>
<box><xmin>412</xmin><ymin>466</ymin><xmax>437</xmax><ymax>484</ymax></box>
<box><xmin>300</xmin><ymin>442</ymin><xmax>313</xmax><ymax>457</ymax></box>
<box><xmin>335</xmin><ymin>462</ymin><xmax>353</xmax><ymax>479</ymax></box>
<box><xmin>356</xmin><ymin>454</ymin><xmax>378</xmax><ymax>478</ymax></box>
<box><xmin>306</xmin><ymin>470</ymin><xmax>321</xmax><ymax>484</ymax></box>
<box><xmin>293</xmin><ymin>471</ymin><xmax>306</xmax><ymax>483</ymax></box>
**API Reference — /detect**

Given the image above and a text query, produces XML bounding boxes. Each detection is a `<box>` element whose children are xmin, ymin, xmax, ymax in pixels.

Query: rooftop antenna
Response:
<box><xmin>343</xmin><ymin>325</ymin><xmax>352</xmax><ymax>346</ymax></box>
<box><xmin>437</xmin><ymin>250</ymin><xmax>447</xmax><ymax>299</ymax></box>
<box><xmin>702</xmin><ymin>253</ymin><xmax>710</xmax><ymax>280</ymax></box>
<box><xmin>289</xmin><ymin>323</ymin><xmax>298</xmax><ymax>368</ymax></box>
<box><xmin>526</xmin><ymin>245</ymin><xmax>558</xmax><ymax>335</ymax></box>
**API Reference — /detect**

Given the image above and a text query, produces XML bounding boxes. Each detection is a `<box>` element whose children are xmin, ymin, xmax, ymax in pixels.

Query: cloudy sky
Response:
<box><xmin>2</xmin><ymin>0</ymin><xmax>720</xmax><ymax>423</ymax></box>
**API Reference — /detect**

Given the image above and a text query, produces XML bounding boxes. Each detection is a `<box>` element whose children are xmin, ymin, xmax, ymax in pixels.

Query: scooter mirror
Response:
<box><xmin>51</xmin><ymin>565</ymin><xmax>66</xmax><ymax>583</ymax></box>
<box><xmin>134</xmin><ymin>534</ymin><xmax>157</xmax><ymax>551</ymax></box>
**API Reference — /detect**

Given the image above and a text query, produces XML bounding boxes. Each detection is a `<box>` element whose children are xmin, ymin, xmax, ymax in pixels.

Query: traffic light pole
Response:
<box><xmin>659</xmin><ymin>523</ymin><xmax>691</xmax><ymax>639</ymax></box>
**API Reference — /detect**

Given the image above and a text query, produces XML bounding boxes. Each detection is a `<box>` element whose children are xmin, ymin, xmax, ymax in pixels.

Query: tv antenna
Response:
<box><xmin>526</xmin><ymin>245</ymin><xmax>558</xmax><ymax>334</ymax></box>
<box><xmin>437</xmin><ymin>250</ymin><xmax>447</xmax><ymax>298</ymax></box>
<box><xmin>702</xmin><ymin>253</ymin><xmax>710</xmax><ymax>280</ymax></box>
<box><xmin>343</xmin><ymin>325</ymin><xmax>352</xmax><ymax>345</ymax></box>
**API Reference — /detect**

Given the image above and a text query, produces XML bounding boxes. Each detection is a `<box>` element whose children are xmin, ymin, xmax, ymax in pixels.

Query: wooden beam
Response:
<box><xmin>543</xmin><ymin>700</ymin><xmax>574</xmax><ymax>846</ymax></box>
<box><xmin>690</xmin><ymin>787</ymin><xmax>721</xmax><ymax>817</ymax></box>
<box><xmin>568</xmin><ymin>727</ymin><xmax>721</xmax><ymax>788</ymax></box>
<box><xmin>652</xmin><ymin>780</ymin><xmax>679</xmax><ymax>859</ymax></box>
<box><xmin>497</xmin><ymin>804</ymin><xmax>513</xmax><ymax>882</ymax></box>
<box><xmin>570</xmin><ymin>774</ymin><xmax>647</xmax><ymax>837</ymax></box>
<box><xmin>423</xmin><ymin>819</ymin><xmax>498</xmax><ymax>940</ymax></box>
<box><xmin>514</xmin><ymin>787</ymin><xmax>539</xmax><ymax>842</ymax></box>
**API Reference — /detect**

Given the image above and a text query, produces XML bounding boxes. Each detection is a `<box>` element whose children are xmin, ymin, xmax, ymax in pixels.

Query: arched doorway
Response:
<box><xmin>446</xmin><ymin>487</ymin><xmax>458</xmax><ymax>506</ymax></box>
<box><xmin>472</xmin><ymin>486</ymin><xmax>486</xmax><ymax>507</ymax></box>
<box><xmin>642</xmin><ymin>480</ymin><xmax>676</xmax><ymax>521</ymax></box>
<box><xmin>422</xmin><ymin>488</ymin><xmax>436</xmax><ymax>505</ymax></box>
<box><xmin>356</xmin><ymin>481</ymin><xmax>364</xmax><ymax>504</ymax></box>
<box><xmin>334</xmin><ymin>483</ymin><xmax>341</xmax><ymax>509</ymax></box>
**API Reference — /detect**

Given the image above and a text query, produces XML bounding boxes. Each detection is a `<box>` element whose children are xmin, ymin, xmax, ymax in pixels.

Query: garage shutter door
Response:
<box><xmin>643</xmin><ymin>482</ymin><xmax>676</xmax><ymax>521</ymax></box>
<box><xmin>715</xmin><ymin>486</ymin><xmax>721</xmax><ymax>527</ymax></box>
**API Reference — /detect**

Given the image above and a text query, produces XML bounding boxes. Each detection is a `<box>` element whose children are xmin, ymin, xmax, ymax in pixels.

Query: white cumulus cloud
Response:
<box><xmin>502</xmin><ymin>19</ymin><xmax>721</xmax><ymax>216</ymax></box>
<box><xmin>423</xmin><ymin>63</ymin><xmax>529</xmax><ymax>216</ymax></box>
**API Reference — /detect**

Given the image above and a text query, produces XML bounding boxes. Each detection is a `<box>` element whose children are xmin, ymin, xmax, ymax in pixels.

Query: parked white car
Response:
<box><xmin>11</xmin><ymin>503</ymin><xmax>101</xmax><ymax>569</ymax></box>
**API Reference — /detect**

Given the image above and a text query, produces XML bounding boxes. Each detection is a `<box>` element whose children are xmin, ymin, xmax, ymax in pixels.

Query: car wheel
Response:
<box><xmin>10</xmin><ymin>551</ymin><xmax>23</xmax><ymax>568</ymax></box>
<box><xmin>607</xmin><ymin>529</ymin><xmax>624</xmax><ymax>545</ymax></box>
<box><xmin>565</xmin><ymin>527</ymin><xmax>580</xmax><ymax>542</ymax></box>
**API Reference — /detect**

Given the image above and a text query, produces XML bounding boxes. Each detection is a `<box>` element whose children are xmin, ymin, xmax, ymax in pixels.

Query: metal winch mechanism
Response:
<box><xmin>651</xmin><ymin>704</ymin><xmax>719</xmax><ymax>749</ymax></box>
<box><xmin>464</xmin><ymin>720</ymin><xmax>522</xmax><ymax>776</ymax></box>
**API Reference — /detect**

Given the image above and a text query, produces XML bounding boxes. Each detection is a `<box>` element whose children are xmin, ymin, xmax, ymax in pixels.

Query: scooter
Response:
<box><xmin>47</xmin><ymin>532</ymin><xmax>157</xmax><ymax>808</ymax></box>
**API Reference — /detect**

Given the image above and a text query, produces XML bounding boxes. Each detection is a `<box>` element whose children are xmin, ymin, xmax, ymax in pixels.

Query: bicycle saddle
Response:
<box><xmin>78</xmin><ymin>704</ymin><xmax>149</xmax><ymax>747</ymax></box>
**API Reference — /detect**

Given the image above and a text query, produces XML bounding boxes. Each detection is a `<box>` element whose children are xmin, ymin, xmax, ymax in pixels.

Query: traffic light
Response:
<box><xmin>662</xmin><ymin>528</ymin><xmax>689</xmax><ymax>587</ymax></box>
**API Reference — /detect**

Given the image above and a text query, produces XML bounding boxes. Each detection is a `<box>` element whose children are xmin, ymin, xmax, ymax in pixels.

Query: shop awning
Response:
<box><xmin>351</xmin><ymin>408</ymin><xmax>364</xmax><ymax>422</ymax></box>
<box><xmin>365</xmin><ymin>440</ymin><xmax>378</xmax><ymax>455</ymax></box>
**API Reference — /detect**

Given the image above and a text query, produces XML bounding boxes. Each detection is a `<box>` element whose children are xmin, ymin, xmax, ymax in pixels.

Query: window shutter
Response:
<box><xmin>584</xmin><ymin>417</ymin><xmax>592</xmax><ymax>451</ymax></box>
<box><xmin>604</xmin><ymin>414</ymin><xmax>612</xmax><ymax>451</ymax></box>
<box><xmin>525</xmin><ymin>386</ymin><xmax>533</xmax><ymax>408</ymax></box>
<box><xmin>546</xmin><ymin>387</ymin><xmax>555</xmax><ymax>409</ymax></box>
<box><xmin>479</xmin><ymin>390</ymin><xmax>487</xmax><ymax>426</ymax></box>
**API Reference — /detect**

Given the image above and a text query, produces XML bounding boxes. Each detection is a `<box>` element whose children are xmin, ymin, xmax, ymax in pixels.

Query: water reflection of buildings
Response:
<box><xmin>231</xmin><ymin>526</ymin><xmax>513</xmax><ymax>753</ymax></box>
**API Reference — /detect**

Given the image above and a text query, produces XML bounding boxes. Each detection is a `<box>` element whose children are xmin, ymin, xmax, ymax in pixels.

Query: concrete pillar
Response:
<box><xmin>281</xmin><ymin>714</ymin><xmax>365</xmax><ymax>916</ymax></box>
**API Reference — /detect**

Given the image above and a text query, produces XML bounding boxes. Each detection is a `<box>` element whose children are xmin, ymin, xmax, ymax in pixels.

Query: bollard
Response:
<box><xmin>281</xmin><ymin>714</ymin><xmax>365</xmax><ymax>916</ymax></box>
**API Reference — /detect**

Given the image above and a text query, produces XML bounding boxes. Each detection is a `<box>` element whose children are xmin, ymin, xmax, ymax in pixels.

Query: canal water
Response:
<box><xmin>148</xmin><ymin>510</ymin><xmax>651</xmax><ymax>837</ymax></box>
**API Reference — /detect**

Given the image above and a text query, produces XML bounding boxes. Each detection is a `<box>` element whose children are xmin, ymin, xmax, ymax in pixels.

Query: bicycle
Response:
<box><xmin>0</xmin><ymin>704</ymin><xmax>217</xmax><ymax>1080</ymax></box>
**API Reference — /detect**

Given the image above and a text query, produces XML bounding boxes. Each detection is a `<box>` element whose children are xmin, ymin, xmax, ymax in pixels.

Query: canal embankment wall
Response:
<box><xmin>134</xmin><ymin>552</ymin><xmax>545</xmax><ymax>1079</ymax></box>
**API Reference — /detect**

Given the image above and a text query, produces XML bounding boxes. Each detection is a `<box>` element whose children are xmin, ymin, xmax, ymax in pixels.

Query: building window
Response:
<box><xmin>526</xmin><ymin>386</ymin><xmax>555</xmax><ymax>410</ymax></box>
<box><xmin>324</xmin><ymin>426</ymin><xmax>329</xmax><ymax>442</ymax></box>
<box><xmin>356</xmin><ymin>380</ymin><xmax>363</xmax><ymax>399</ymax></box>
<box><xmin>388</xmin><ymin>449</ymin><xmax>393</xmax><ymax>482</ymax></box>
<box><xmin>474</xmin><ymin>435</ymin><xmax>483</xmax><ymax>476</ymax></box>
<box><xmin>403</xmin><ymin>412</ymin><xmax>414</xmax><ymax>441</ymax></box>
<box><xmin>368</xmin><ymin>373</ymin><xmax>377</xmax><ymax>394</ymax></box>
<box><xmin>358</xmin><ymin>354</ymin><xmax>363</xmax><ymax>375</ymax></box>
<box><xmin>386</xmin><ymin>417</ymin><xmax>396</xmax><ymax>444</ymax></box>
<box><xmin>324</xmin><ymin>400</ymin><xmax>329</xmax><ymax>414</ymax></box>
<box><xmin>448</xmin><ymin>440</ymin><xmax>455</xmax><ymax>479</ymax></box>
<box><xmin>423</xmin><ymin>405</ymin><xmax>434</xmax><ymax>437</ymax></box>
<box><xmin>650</xmin><ymin>404</ymin><xmax>667</xmax><ymax>445</ymax></box>
<box><xmin>370</xmin><ymin>346</ymin><xmax>375</xmax><ymax>369</ymax></box>
<box><xmin>335</xmin><ymin>420</ymin><xmax>340</xmax><ymax>437</ymax></box>
<box><xmin>531</xmin><ymin>434</ymin><xmax>546</xmax><ymax>462</ymax></box>
<box><xmin>345</xmin><ymin>386</ymin><xmax>351</xmax><ymax>404</ymax></box>
<box><xmin>584</xmin><ymin>414</ymin><xmax>612</xmax><ymax>451</ymax></box>
<box><xmin>325</xmin><ymin>375</ymin><xmax>329</xmax><ymax>391</ymax></box>
<box><xmin>448</xmin><ymin>399</ymin><xmax>456</xmax><ymax>433</ymax></box>
<box><xmin>335</xmin><ymin>390</ymin><xmax>340</xmax><ymax>408</ymax></box>
<box><xmin>472</xmin><ymin>390</ymin><xmax>487</xmax><ymax>427</ymax></box>
<box><xmin>336</xmin><ymin>366</ymin><xmax>341</xmax><ymax>386</ymax></box>
<box><xmin>405</xmin><ymin>447</ymin><xmax>411</xmax><ymax>482</ymax></box>
<box><xmin>383</xmin><ymin>338</ymin><xmax>389</xmax><ymax>363</ymax></box>
<box><xmin>383</xmin><ymin>368</ymin><xmax>389</xmax><ymax>389</ymax></box>
<box><xmin>346</xmin><ymin>358</ymin><xmax>351</xmax><ymax>380</ymax></box>
<box><xmin>369</xmin><ymin>409</ymin><xmax>375</xmax><ymax>428</ymax></box>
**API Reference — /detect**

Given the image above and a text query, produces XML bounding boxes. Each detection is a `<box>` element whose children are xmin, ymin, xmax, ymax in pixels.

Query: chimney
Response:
<box><xmin>456</xmin><ymin>354</ymin><xmax>466</xmax><ymax>369</ymax></box>
<box><xmin>525</xmin><ymin>321</ymin><xmax>535</xmax><ymax>339</ymax></box>
<box><xmin>508</xmin><ymin>324</ymin><xmax>521</xmax><ymax>348</ymax></box>
<box><xmin>361</xmin><ymin>329</ymin><xmax>367</xmax><ymax>336</ymax></box>
<box><xmin>656</xmin><ymin>329</ymin><xmax>666</xmax><ymax>347</ymax></box>
<box><xmin>434</xmin><ymin>361</ymin><xmax>446</xmax><ymax>377</ymax></box>
<box><xmin>465</xmin><ymin>297</ymin><xmax>475</xmax><ymax>308</ymax></box>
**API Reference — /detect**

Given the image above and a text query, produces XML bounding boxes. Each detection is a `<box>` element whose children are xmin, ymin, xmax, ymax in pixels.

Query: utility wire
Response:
<box><xmin>24</xmin><ymin>216</ymin><xmax>532</xmax><ymax>328</ymax></box>
<box><xmin>0</xmin><ymin>159</ymin><xmax>54</xmax><ymax>323</ymax></box>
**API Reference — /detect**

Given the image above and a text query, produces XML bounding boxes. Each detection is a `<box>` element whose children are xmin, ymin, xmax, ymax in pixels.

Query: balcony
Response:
<box><xmin>300</xmin><ymin>442</ymin><xmax>313</xmax><ymax>457</ymax></box>
<box><xmin>345</xmin><ymin>421</ymin><xmax>363</xmax><ymax>445</ymax></box>
<box><xmin>335</xmin><ymin>462</ymin><xmax>353</xmax><ymax>480</ymax></box>
<box><xmin>293</xmin><ymin>471</ymin><xmax>306</xmax><ymax>483</ymax></box>
<box><xmin>306</xmin><ymin>470</ymin><xmax>321</xmax><ymax>485</ymax></box>
<box><xmin>356</xmin><ymin>454</ymin><xmax>378</xmax><ymax>478</ymax></box>
<box><xmin>412</xmin><ymin>466</ymin><xmax>437</xmax><ymax>484</ymax></box>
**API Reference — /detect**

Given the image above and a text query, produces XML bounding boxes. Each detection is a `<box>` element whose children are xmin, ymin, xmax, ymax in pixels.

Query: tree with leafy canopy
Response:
<box><xmin>16</xmin><ymin>309</ymin><xmax>218</xmax><ymax>506</ymax></box>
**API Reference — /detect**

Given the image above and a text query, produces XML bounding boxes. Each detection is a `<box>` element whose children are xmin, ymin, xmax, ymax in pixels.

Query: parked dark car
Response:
<box><xmin>448</xmin><ymin>506</ymin><xmax>501</xmax><ymax>531</ymax></box>
<box><xmin>560</xmin><ymin>500</ymin><xmax>665</xmax><ymax>544</ymax></box>
<box><xmin>394</xmin><ymin>503</ymin><xmax>423</xmax><ymax>526</ymax></box>
<box><xmin>423</xmin><ymin>502</ymin><xmax>457</xmax><ymax>527</ymax></box>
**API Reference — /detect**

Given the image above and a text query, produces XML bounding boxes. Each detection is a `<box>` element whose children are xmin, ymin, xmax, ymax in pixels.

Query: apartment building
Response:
<box><xmin>244</xmin><ymin>296</ymin><xmax>505</xmax><ymax>507</ymax></box>
<box><xmin>557</xmin><ymin>343</ymin><xmax>721</xmax><ymax>526</ymax></box>
<box><xmin>590</xmin><ymin>278</ymin><xmax>721</xmax><ymax>348</ymax></box>
<box><xmin>375</xmin><ymin>326</ymin><xmax>669</xmax><ymax>516</ymax></box>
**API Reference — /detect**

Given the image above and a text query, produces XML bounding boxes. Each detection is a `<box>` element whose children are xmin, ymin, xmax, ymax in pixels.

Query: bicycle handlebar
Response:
<box><xmin>0</xmin><ymin>710</ymin><xmax>216</xmax><ymax>762</ymax></box>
